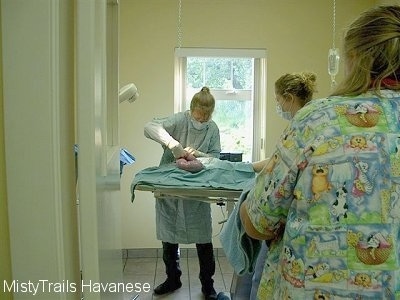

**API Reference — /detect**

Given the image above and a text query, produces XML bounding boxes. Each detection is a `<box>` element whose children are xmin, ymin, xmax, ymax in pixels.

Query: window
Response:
<box><xmin>174</xmin><ymin>48</ymin><xmax>267</xmax><ymax>162</ymax></box>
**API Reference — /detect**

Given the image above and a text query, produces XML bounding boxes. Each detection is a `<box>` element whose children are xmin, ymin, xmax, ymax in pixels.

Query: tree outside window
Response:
<box><xmin>185</xmin><ymin>57</ymin><xmax>254</xmax><ymax>162</ymax></box>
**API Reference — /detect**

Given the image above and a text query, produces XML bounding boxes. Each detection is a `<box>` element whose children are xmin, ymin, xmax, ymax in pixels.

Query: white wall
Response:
<box><xmin>119</xmin><ymin>0</ymin><xmax>378</xmax><ymax>249</ymax></box>
<box><xmin>2</xmin><ymin>0</ymin><xmax>79</xmax><ymax>299</ymax></box>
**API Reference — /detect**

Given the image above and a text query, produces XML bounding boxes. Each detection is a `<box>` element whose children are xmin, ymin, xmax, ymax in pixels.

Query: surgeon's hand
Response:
<box><xmin>184</xmin><ymin>147</ymin><xmax>206</xmax><ymax>157</ymax></box>
<box><xmin>167</xmin><ymin>139</ymin><xmax>186</xmax><ymax>158</ymax></box>
<box><xmin>171</xmin><ymin>144</ymin><xmax>186</xmax><ymax>158</ymax></box>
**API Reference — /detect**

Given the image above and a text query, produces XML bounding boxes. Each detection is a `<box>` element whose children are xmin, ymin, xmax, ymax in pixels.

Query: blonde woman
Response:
<box><xmin>241</xmin><ymin>5</ymin><xmax>400</xmax><ymax>299</ymax></box>
<box><xmin>144</xmin><ymin>87</ymin><xmax>221</xmax><ymax>299</ymax></box>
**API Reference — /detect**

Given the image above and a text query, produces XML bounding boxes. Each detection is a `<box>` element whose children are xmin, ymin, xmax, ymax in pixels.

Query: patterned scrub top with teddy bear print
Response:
<box><xmin>246</xmin><ymin>90</ymin><xmax>400</xmax><ymax>299</ymax></box>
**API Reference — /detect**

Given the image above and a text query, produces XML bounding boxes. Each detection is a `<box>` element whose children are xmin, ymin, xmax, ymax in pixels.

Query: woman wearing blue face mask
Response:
<box><xmin>144</xmin><ymin>86</ymin><xmax>221</xmax><ymax>300</ymax></box>
<box><xmin>249</xmin><ymin>71</ymin><xmax>317</xmax><ymax>300</ymax></box>
<box><xmin>275</xmin><ymin>72</ymin><xmax>317</xmax><ymax>121</ymax></box>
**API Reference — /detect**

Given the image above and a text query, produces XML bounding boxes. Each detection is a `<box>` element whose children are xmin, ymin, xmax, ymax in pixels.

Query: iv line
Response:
<box><xmin>328</xmin><ymin>0</ymin><xmax>339</xmax><ymax>89</ymax></box>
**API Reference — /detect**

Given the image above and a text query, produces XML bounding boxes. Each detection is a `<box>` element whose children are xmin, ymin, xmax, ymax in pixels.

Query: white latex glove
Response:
<box><xmin>168</xmin><ymin>139</ymin><xmax>186</xmax><ymax>158</ymax></box>
<box><xmin>171</xmin><ymin>144</ymin><xmax>186</xmax><ymax>159</ymax></box>
<box><xmin>184</xmin><ymin>147</ymin><xmax>206</xmax><ymax>157</ymax></box>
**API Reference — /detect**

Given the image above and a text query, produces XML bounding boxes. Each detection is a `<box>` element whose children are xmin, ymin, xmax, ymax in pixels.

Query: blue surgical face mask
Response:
<box><xmin>276</xmin><ymin>103</ymin><xmax>292</xmax><ymax>120</ymax></box>
<box><xmin>191</xmin><ymin>118</ymin><xmax>209</xmax><ymax>130</ymax></box>
<box><xmin>276</xmin><ymin>96</ymin><xmax>295</xmax><ymax>120</ymax></box>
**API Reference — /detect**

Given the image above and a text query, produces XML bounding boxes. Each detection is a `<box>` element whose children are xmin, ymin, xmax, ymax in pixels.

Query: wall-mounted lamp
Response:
<box><xmin>119</xmin><ymin>83</ymin><xmax>139</xmax><ymax>103</ymax></box>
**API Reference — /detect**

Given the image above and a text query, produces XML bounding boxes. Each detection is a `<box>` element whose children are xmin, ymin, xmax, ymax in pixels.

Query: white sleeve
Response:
<box><xmin>144</xmin><ymin>119</ymin><xmax>179</xmax><ymax>149</ymax></box>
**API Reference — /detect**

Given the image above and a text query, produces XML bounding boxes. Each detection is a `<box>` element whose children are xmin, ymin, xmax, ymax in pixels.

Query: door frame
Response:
<box><xmin>76</xmin><ymin>0</ymin><xmax>123</xmax><ymax>299</ymax></box>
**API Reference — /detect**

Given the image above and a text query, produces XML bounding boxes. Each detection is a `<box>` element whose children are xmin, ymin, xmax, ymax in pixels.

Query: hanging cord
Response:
<box><xmin>177</xmin><ymin>0</ymin><xmax>183</xmax><ymax>48</ymax></box>
<box><xmin>213</xmin><ymin>202</ymin><xmax>228</xmax><ymax>238</ymax></box>
<box><xmin>332</xmin><ymin>0</ymin><xmax>336</xmax><ymax>50</ymax></box>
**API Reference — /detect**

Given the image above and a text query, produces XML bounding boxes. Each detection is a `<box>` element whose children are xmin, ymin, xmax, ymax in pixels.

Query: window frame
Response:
<box><xmin>174</xmin><ymin>47</ymin><xmax>267</xmax><ymax>161</ymax></box>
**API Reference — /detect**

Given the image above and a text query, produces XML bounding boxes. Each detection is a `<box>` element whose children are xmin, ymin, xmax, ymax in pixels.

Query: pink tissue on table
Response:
<box><xmin>176</xmin><ymin>154</ymin><xmax>204</xmax><ymax>173</ymax></box>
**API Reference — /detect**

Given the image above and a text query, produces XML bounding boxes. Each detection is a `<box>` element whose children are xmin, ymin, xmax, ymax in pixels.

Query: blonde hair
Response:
<box><xmin>190</xmin><ymin>86</ymin><xmax>215</xmax><ymax>115</ymax></box>
<box><xmin>331</xmin><ymin>5</ymin><xmax>400</xmax><ymax>96</ymax></box>
<box><xmin>275</xmin><ymin>72</ymin><xmax>317</xmax><ymax>104</ymax></box>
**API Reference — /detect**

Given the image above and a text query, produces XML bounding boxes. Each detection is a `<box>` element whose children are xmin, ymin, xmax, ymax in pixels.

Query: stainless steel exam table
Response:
<box><xmin>130</xmin><ymin>158</ymin><xmax>258</xmax><ymax>299</ymax></box>
<box><xmin>133</xmin><ymin>184</ymin><xmax>253</xmax><ymax>300</ymax></box>
<box><xmin>133</xmin><ymin>183</ymin><xmax>242</xmax><ymax>215</ymax></box>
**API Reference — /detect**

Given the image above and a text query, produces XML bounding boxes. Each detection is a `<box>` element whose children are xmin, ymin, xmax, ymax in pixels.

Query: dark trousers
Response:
<box><xmin>162</xmin><ymin>241</ymin><xmax>215</xmax><ymax>290</ymax></box>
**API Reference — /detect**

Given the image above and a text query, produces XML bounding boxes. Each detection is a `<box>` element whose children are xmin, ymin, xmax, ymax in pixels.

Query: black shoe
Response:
<box><xmin>202</xmin><ymin>286</ymin><xmax>218</xmax><ymax>300</ymax></box>
<box><xmin>153</xmin><ymin>278</ymin><xmax>182</xmax><ymax>295</ymax></box>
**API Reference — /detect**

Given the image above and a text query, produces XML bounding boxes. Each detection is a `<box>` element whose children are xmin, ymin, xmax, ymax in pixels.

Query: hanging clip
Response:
<box><xmin>328</xmin><ymin>48</ymin><xmax>340</xmax><ymax>88</ymax></box>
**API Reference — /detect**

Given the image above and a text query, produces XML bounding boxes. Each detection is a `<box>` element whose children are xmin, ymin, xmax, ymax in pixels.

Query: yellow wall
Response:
<box><xmin>0</xmin><ymin>3</ymin><xmax>13</xmax><ymax>298</ymax></box>
<box><xmin>119</xmin><ymin>0</ymin><xmax>378</xmax><ymax>248</ymax></box>
<box><xmin>1</xmin><ymin>1</ymin><xmax>399</xmax><ymax>284</ymax></box>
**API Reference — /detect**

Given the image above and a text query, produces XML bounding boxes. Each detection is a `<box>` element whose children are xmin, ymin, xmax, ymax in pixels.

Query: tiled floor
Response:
<box><xmin>122</xmin><ymin>248</ymin><xmax>235</xmax><ymax>300</ymax></box>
